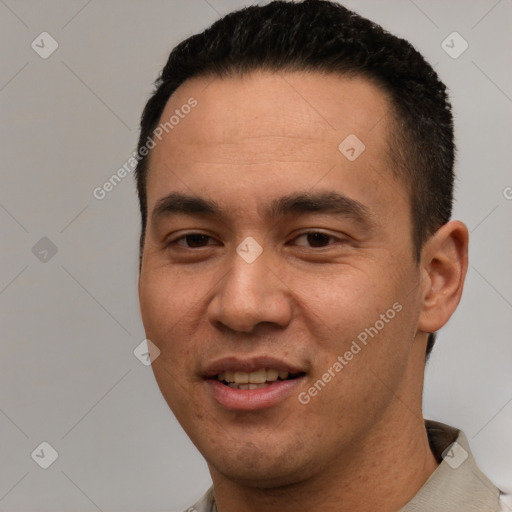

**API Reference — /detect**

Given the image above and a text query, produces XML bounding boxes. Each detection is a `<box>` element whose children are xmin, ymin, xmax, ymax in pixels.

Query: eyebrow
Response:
<box><xmin>151</xmin><ymin>191</ymin><xmax>375</xmax><ymax>228</ymax></box>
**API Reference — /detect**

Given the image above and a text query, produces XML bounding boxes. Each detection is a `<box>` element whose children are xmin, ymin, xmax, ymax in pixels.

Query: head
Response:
<box><xmin>136</xmin><ymin>0</ymin><xmax>456</xmax><ymax>358</ymax></box>
<box><xmin>136</xmin><ymin>0</ymin><xmax>467</xmax><ymax>489</ymax></box>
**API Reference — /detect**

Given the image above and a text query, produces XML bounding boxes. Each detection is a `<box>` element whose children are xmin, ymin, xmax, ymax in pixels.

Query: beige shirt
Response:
<box><xmin>185</xmin><ymin>420</ymin><xmax>508</xmax><ymax>512</ymax></box>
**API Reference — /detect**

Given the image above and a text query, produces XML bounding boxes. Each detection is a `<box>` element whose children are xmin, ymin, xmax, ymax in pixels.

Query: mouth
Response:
<box><xmin>214</xmin><ymin>368</ymin><xmax>306</xmax><ymax>390</ymax></box>
<box><xmin>203</xmin><ymin>357</ymin><xmax>307</xmax><ymax>411</ymax></box>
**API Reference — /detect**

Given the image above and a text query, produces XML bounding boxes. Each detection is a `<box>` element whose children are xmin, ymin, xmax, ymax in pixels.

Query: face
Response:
<box><xmin>138</xmin><ymin>71</ymin><xmax>426</xmax><ymax>488</ymax></box>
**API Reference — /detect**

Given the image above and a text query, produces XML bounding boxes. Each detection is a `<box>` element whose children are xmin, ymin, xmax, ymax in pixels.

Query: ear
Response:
<box><xmin>417</xmin><ymin>220</ymin><xmax>469</xmax><ymax>334</ymax></box>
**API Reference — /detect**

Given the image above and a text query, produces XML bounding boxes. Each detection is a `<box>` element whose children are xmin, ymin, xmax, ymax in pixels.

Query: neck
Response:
<box><xmin>211</xmin><ymin>412</ymin><xmax>438</xmax><ymax>512</ymax></box>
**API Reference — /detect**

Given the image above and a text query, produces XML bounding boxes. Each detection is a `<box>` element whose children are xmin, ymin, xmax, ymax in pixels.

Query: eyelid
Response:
<box><xmin>291</xmin><ymin>230</ymin><xmax>345</xmax><ymax>247</ymax></box>
<box><xmin>166</xmin><ymin>231</ymin><xmax>218</xmax><ymax>247</ymax></box>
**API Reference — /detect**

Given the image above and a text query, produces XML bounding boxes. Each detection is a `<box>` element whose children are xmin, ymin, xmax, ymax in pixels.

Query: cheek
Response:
<box><xmin>138</xmin><ymin>264</ymin><xmax>218</xmax><ymax>386</ymax></box>
<box><xmin>294</xmin><ymin>262</ymin><xmax>418</xmax><ymax>378</ymax></box>
<box><xmin>139</xmin><ymin>272</ymin><xmax>205</xmax><ymax>413</ymax></box>
<box><xmin>139</xmin><ymin>270</ymin><xmax>192</xmax><ymax>367</ymax></box>
<box><xmin>297</xmin><ymin>300</ymin><xmax>416</xmax><ymax>439</ymax></box>
<box><xmin>139</xmin><ymin>277</ymin><xmax>172</xmax><ymax>337</ymax></box>
<box><xmin>139</xmin><ymin>264</ymin><xmax>202</xmax><ymax>334</ymax></box>
<box><xmin>282</xmin><ymin>262</ymin><xmax>393</xmax><ymax>336</ymax></box>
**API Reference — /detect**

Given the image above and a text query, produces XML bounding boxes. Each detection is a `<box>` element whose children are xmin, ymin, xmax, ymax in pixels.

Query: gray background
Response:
<box><xmin>1</xmin><ymin>0</ymin><xmax>511</xmax><ymax>510</ymax></box>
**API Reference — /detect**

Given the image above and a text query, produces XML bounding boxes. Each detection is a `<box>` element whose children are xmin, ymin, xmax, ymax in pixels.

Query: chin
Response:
<box><xmin>206</xmin><ymin>438</ymin><xmax>317</xmax><ymax>489</ymax></box>
<box><xmin>212</xmin><ymin>461</ymin><xmax>309</xmax><ymax>489</ymax></box>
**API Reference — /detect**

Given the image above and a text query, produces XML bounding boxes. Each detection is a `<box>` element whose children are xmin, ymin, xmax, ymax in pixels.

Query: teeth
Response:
<box><xmin>234</xmin><ymin>371</ymin><xmax>249</xmax><ymax>384</ymax></box>
<box><xmin>217</xmin><ymin>368</ymin><xmax>290</xmax><ymax>383</ymax></box>
<box><xmin>228</xmin><ymin>383</ymin><xmax>268</xmax><ymax>390</ymax></box>
<box><xmin>267</xmin><ymin>369</ymin><xmax>279</xmax><ymax>381</ymax></box>
<box><xmin>248</xmin><ymin>368</ymin><xmax>266</xmax><ymax>384</ymax></box>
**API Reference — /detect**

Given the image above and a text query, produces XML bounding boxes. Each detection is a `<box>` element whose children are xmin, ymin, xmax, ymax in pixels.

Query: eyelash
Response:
<box><xmin>167</xmin><ymin>231</ymin><xmax>344</xmax><ymax>249</ymax></box>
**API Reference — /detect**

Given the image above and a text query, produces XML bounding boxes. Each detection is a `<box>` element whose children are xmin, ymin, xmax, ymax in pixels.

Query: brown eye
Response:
<box><xmin>306</xmin><ymin>232</ymin><xmax>332</xmax><ymax>247</ymax></box>
<box><xmin>174</xmin><ymin>234</ymin><xmax>213</xmax><ymax>248</ymax></box>
<box><xmin>294</xmin><ymin>232</ymin><xmax>338</xmax><ymax>248</ymax></box>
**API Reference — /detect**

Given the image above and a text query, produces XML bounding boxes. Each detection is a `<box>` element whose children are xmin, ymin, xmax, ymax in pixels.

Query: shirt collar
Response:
<box><xmin>399</xmin><ymin>419</ymin><xmax>500</xmax><ymax>511</ymax></box>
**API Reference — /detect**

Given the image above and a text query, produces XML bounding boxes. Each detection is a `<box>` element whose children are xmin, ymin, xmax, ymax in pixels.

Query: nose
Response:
<box><xmin>207</xmin><ymin>247</ymin><xmax>293</xmax><ymax>334</ymax></box>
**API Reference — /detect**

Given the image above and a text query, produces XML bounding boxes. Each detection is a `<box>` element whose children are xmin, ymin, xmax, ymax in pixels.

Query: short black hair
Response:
<box><xmin>135</xmin><ymin>0</ymin><xmax>455</xmax><ymax>357</ymax></box>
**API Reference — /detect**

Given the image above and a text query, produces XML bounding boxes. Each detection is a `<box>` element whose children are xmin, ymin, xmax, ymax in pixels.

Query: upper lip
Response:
<box><xmin>203</xmin><ymin>356</ymin><xmax>306</xmax><ymax>378</ymax></box>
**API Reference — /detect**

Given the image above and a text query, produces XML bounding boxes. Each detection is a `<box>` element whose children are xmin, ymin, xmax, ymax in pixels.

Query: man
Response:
<box><xmin>135</xmin><ymin>1</ymin><xmax>508</xmax><ymax>510</ymax></box>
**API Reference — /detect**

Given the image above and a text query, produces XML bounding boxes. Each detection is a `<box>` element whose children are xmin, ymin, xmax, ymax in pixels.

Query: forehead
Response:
<box><xmin>153</xmin><ymin>70</ymin><xmax>390</xmax><ymax>155</ymax></box>
<box><xmin>145</xmin><ymin>70</ymin><xmax>406</xmax><ymax>222</ymax></box>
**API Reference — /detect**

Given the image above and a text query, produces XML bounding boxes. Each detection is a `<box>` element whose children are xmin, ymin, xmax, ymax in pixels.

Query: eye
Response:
<box><xmin>292</xmin><ymin>231</ymin><xmax>341</xmax><ymax>248</ymax></box>
<box><xmin>167</xmin><ymin>231</ymin><xmax>343</xmax><ymax>250</ymax></box>
<box><xmin>169</xmin><ymin>233</ymin><xmax>216</xmax><ymax>248</ymax></box>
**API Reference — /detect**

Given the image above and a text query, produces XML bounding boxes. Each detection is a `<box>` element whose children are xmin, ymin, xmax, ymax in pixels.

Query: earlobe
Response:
<box><xmin>417</xmin><ymin>220</ymin><xmax>469</xmax><ymax>334</ymax></box>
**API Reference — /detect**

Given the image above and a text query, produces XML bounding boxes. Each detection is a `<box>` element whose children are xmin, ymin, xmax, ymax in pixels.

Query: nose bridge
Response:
<box><xmin>208</xmin><ymin>243</ymin><xmax>292</xmax><ymax>333</ymax></box>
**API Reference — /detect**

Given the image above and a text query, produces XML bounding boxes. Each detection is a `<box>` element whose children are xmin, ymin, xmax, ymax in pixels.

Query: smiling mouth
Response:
<box><xmin>215</xmin><ymin>368</ymin><xmax>305</xmax><ymax>390</ymax></box>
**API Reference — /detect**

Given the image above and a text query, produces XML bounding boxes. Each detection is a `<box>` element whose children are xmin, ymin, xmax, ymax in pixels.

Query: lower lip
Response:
<box><xmin>205</xmin><ymin>378</ymin><xmax>304</xmax><ymax>411</ymax></box>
